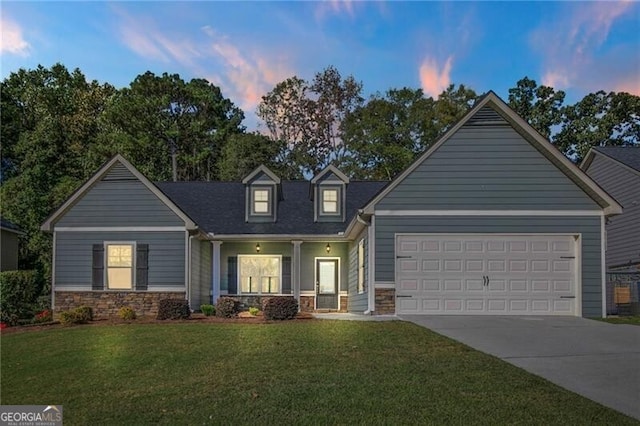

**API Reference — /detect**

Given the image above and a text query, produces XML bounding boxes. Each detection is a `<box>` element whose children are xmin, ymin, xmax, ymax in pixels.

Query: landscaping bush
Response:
<box><xmin>118</xmin><ymin>307</ymin><xmax>137</xmax><ymax>320</ymax></box>
<box><xmin>59</xmin><ymin>306</ymin><xmax>94</xmax><ymax>325</ymax></box>
<box><xmin>75</xmin><ymin>306</ymin><xmax>93</xmax><ymax>322</ymax></box>
<box><xmin>200</xmin><ymin>304</ymin><xmax>215</xmax><ymax>316</ymax></box>
<box><xmin>215</xmin><ymin>297</ymin><xmax>240</xmax><ymax>318</ymax></box>
<box><xmin>0</xmin><ymin>270</ymin><xmax>44</xmax><ymax>325</ymax></box>
<box><xmin>249</xmin><ymin>307</ymin><xmax>260</xmax><ymax>316</ymax></box>
<box><xmin>262</xmin><ymin>297</ymin><xmax>298</xmax><ymax>320</ymax></box>
<box><xmin>157</xmin><ymin>299</ymin><xmax>191</xmax><ymax>320</ymax></box>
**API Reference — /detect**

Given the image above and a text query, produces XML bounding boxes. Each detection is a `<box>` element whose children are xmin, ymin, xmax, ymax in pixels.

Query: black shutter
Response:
<box><xmin>92</xmin><ymin>244</ymin><xmax>104</xmax><ymax>290</ymax></box>
<box><xmin>136</xmin><ymin>244</ymin><xmax>149</xmax><ymax>290</ymax></box>
<box><xmin>282</xmin><ymin>256</ymin><xmax>292</xmax><ymax>294</ymax></box>
<box><xmin>227</xmin><ymin>256</ymin><xmax>238</xmax><ymax>294</ymax></box>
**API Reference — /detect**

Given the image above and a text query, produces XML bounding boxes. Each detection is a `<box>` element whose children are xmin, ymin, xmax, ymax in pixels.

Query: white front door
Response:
<box><xmin>396</xmin><ymin>235</ymin><xmax>577</xmax><ymax>315</ymax></box>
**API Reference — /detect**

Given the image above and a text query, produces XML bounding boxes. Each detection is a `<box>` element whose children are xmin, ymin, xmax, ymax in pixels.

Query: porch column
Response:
<box><xmin>211</xmin><ymin>241</ymin><xmax>222</xmax><ymax>304</ymax></box>
<box><xmin>291</xmin><ymin>240</ymin><xmax>303</xmax><ymax>303</ymax></box>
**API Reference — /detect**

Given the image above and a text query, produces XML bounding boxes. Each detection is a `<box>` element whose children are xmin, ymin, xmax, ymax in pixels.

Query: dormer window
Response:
<box><xmin>321</xmin><ymin>188</ymin><xmax>339</xmax><ymax>214</ymax></box>
<box><xmin>242</xmin><ymin>165</ymin><xmax>281</xmax><ymax>223</ymax></box>
<box><xmin>311</xmin><ymin>165</ymin><xmax>349</xmax><ymax>223</ymax></box>
<box><xmin>252</xmin><ymin>188</ymin><xmax>271</xmax><ymax>215</ymax></box>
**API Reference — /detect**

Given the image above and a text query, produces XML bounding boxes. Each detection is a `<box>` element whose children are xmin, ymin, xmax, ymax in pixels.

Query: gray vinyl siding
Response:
<box><xmin>55</xmin><ymin>231</ymin><xmax>186</xmax><ymax>289</ymax></box>
<box><xmin>190</xmin><ymin>240</ymin><xmax>212</xmax><ymax>309</ymax></box>
<box><xmin>56</xmin><ymin>163</ymin><xmax>184</xmax><ymax>227</ymax></box>
<box><xmin>375</xmin><ymin>216</ymin><xmax>602</xmax><ymax>317</ymax></box>
<box><xmin>376</xmin><ymin>123</ymin><xmax>600</xmax><ymax>210</ymax></box>
<box><xmin>585</xmin><ymin>154</ymin><xmax>640</xmax><ymax>269</ymax></box>
<box><xmin>347</xmin><ymin>231</ymin><xmax>368</xmax><ymax>313</ymax></box>
<box><xmin>1</xmin><ymin>229</ymin><xmax>19</xmax><ymax>271</ymax></box>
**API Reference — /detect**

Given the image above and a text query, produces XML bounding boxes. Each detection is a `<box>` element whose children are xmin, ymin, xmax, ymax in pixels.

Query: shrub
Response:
<box><xmin>248</xmin><ymin>307</ymin><xmax>260</xmax><ymax>316</ymax></box>
<box><xmin>200</xmin><ymin>304</ymin><xmax>215</xmax><ymax>316</ymax></box>
<box><xmin>59</xmin><ymin>306</ymin><xmax>94</xmax><ymax>325</ymax></box>
<box><xmin>0</xmin><ymin>270</ymin><xmax>44</xmax><ymax>325</ymax></box>
<box><xmin>262</xmin><ymin>297</ymin><xmax>298</xmax><ymax>320</ymax></box>
<box><xmin>34</xmin><ymin>309</ymin><xmax>53</xmax><ymax>323</ymax></box>
<box><xmin>118</xmin><ymin>306</ymin><xmax>137</xmax><ymax>320</ymax></box>
<box><xmin>215</xmin><ymin>297</ymin><xmax>240</xmax><ymax>318</ymax></box>
<box><xmin>157</xmin><ymin>299</ymin><xmax>191</xmax><ymax>320</ymax></box>
<box><xmin>75</xmin><ymin>306</ymin><xmax>93</xmax><ymax>322</ymax></box>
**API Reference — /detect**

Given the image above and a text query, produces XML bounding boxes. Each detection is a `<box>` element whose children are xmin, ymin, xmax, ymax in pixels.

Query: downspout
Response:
<box><xmin>187</xmin><ymin>234</ymin><xmax>195</xmax><ymax>310</ymax></box>
<box><xmin>357</xmin><ymin>211</ymin><xmax>374</xmax><ymax>315</ymax></box>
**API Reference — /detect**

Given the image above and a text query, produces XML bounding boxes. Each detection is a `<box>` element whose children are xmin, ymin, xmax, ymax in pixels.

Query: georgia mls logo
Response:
<box><xmin>0</xmin><ymin>405</ymin><xmax>63</xmax><ymax>425</ymax></box>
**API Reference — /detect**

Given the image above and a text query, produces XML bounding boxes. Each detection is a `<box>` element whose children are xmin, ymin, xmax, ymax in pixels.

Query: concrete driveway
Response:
<box><xmin>400</xmin><ymin>315</ymin><xmax>640</xmax><ymax>420</ymax></box>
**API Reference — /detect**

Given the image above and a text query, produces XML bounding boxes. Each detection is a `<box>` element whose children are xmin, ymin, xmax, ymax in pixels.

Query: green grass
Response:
<box><xmin>598</xmin><ymin>316</ymin><xmax>640</xmax><ymax>325</ymax></box>
<box><xmin>1</xmin><ymin>321</ymin><xmax>635</xmax><ymax>425</ymax></box>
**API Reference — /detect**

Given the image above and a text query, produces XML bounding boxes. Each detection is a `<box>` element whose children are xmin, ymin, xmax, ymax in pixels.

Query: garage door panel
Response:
<box><xmin>396</xmin><ymin>234</ymin><xmax>576</xmax><ymax>315</ymax></box>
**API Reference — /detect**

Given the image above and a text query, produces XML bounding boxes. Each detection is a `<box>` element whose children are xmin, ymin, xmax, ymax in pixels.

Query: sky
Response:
<box><xmin>1</xmin><ymin>1</ymin><xmax>639</xmax><ymax>130</ymax></box>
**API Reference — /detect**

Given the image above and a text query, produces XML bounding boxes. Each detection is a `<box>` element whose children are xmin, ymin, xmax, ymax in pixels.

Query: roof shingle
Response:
<box><xmin>594</xmin><ymin>146</ymin><xmax>640</xmax><ymax>172</ymax></box>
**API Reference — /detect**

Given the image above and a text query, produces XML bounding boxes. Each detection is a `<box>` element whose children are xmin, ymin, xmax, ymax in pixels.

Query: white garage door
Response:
<box><xmin>396</xmin><ymin>235</ymin><xmax>577</xmax><ymax>315</ymax></box>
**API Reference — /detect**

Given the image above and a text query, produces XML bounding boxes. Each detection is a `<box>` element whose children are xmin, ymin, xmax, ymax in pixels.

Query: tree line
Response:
<box><xmin>1</xmin><ymin>63</ymin><xmax>639</xmax><ymax>281</ymax></box>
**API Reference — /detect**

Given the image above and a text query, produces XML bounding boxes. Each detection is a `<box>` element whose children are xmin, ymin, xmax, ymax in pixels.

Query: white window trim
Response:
<box><xmin>251</xmin><ymin>187</ymin><xmax>272</xmax><ymax>216</ymax></box>
<box><xmin>321</xmin><ymin>188</ymin><xmax>339</xmax><ymax>215</ymax></box>
<box><xmin>237</xmin><ymin>254</ymin><xmax>282</xmax><ymax>295</ymax></box>
<box><xmin>104</xmin><ymin>241</ymin><xmax>136</xmax><ymax>290</ymax></box>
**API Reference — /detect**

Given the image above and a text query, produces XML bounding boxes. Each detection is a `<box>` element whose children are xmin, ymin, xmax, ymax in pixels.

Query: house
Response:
<box><xmin>41</xmin><ymin>92</ymin><xmax>622</xmax><ymax>318</ymax></box>
<box><xmin>1</xmin><ymin>218</ymin><xmax>24</xmax><ymax>271</ymax></box>
<box><xmin>581</xmin><ymin>147</ymin><xmax>640</xmax><ymax>271</ymax></box>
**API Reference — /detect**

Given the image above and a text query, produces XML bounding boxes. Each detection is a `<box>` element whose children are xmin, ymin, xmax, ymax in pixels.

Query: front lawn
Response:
<box><xmin>1</xmin><ymin>321</ymin><xmax>634</xmax><ymax>425</ymax></box>
<box><xmin>598</xmin><ymin>316</ymin><xmax>640</xmax><ymax>326</ymax></box>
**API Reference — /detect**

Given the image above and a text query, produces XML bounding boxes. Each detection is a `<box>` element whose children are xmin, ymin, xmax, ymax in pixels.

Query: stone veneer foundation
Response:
<box><xmin>54</xmin><ymin>291</ymin><xmax>186</xmax><ymax>318</ymax></box>
<box><xmin>374</xmin><ymin>288</ymin><xmax>395</xmax><ymax>314</ymax></box>
<box><xmin>299</xmin><ymin>296</ymin><xmax>315</xmax><ymax>312</ymax></box>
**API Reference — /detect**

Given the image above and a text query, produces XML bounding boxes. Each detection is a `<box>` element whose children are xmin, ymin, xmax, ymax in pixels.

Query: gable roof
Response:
<box><xmin>241</xmin><ymin>165</ymin><xmax>281</xmax><ymax>184</ymax></box>
<box><xmin>581</xmin><ymin>146</ymin><xmax>640</xmax><ymax>176</ymax></box>
<box><xmin>362</xmin><ymin>91</ymin><xmax>623</xmax><ymax>216</ymax></box>
<box><xmin>41</xmin><ymin>155</ymin><xmax>197</xmax><ymax>232</ymax></box>
<box><xmin>156</xmin><ymin>180</ymin><xmax>386</xmax><ymax>236</ymax></box>
<box><xmin>311</xmin><ymin>164</ymin><xmax>350</xmax><ymax>184</ymax></box>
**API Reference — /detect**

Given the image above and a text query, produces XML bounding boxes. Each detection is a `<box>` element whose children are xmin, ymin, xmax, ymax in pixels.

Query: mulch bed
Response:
<box><xmin>0</xmin><ymin>312</ymin><xmax>316</xmax><ymax>335</ymax></box>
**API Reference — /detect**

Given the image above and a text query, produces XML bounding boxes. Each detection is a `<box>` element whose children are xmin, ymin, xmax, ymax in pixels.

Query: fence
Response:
<box><xmin>606</xmin><ymin>271</ymin><xmax>640</xmax><ymax>316</ymax></box>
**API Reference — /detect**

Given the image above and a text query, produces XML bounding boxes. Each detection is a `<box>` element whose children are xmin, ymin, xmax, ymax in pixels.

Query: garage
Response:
<box><xmin>396</xmin><ymin>234</ymin><xmax>578</xmax><ymax>315</ymax></box>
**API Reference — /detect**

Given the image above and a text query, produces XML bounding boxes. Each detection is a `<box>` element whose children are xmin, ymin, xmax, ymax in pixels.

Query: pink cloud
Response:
<box><xmin>614</xmin><ymin>76</ymin><xmax>640</xmax><ymax>96</ymax></box>
<box><xmin>1</xmin><ymin>16</ymin><xmax>30</xmax><ymax>56</ymax></box>
<box><xmin>419</xmin><ymin>56</ymin><xmax>453</xmax><ymax>98</ymax></box>
<box><xmin>531</xmin><ymin>1</ymin><xmax>637</xmax><ymax>91</ymax></box>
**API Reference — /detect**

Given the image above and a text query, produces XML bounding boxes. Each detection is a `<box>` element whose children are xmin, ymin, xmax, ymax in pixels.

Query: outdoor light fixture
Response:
<box><xmin>326</xmin><ymin>243</ymin><xmax>331</xmax><ymax>253</ymax></box>
<box><xmin>256</xmin><ymin>243</ymin><xmax>261</xmax><ymax>253</ymax></box>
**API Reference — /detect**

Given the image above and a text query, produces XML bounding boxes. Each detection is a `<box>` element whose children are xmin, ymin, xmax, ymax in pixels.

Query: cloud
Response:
<box><xmin>614</xmin><ymin>76</ymin><xmax>640</xmax><ymax>96</ymax></box>
<box><xmin>419</xmin><ymin>56</ymin><xmax>453</xmax><ymax>98</ymax></box>
<box><xmin>202</xmin><ymin>26</ymin><xmax>293</xmax><ymax>110</ymax></box>
<box><xmin>1</xmin><ymin>16</ymin><xmax>30</xmax><ymax>56</ymax></box>
<box><xmin>315</xmin><ymin>0</ymin><xmax>356</xmax><ymax>21</ymax></box>
<box><xmin>114</xmin><ymin>7</ymin><xmax>201</xmax><ymax>68</ymax></box>
<box><xmin>531</xmin><ymin>1</ymin><xmax>637</xmax><ymax>93</ymax></box>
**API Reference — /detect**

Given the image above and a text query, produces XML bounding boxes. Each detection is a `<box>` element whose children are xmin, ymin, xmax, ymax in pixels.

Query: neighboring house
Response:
<box><xmin>41</xmin><ymin>92</ymin><xmax>622</xmax><ymax>318</ymax></box>
<box><xmin>1</xmin><ymin>218</ymin><xmax>24</xmax><ymax>271</ymax></box>
<box><xmin>581</xmin><ymin>147</ymin><xmax>640</xmax><ymax>271</ymax></box>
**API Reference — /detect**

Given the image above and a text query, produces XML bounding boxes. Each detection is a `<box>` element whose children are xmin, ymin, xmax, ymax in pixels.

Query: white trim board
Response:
<box><xmin>375</xmin><ymin>210</ymin><xmax>604</xmax><ymax>217</ymax></box>
<box><xmin>55</xmin><ymin>226</ymin><xmax>187</xmax><ymax>232</ymax></box>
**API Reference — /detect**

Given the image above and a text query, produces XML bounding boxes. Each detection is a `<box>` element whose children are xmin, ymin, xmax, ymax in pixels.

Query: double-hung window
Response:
<box><xmin>357</xmin><ymin>239</ymin><xmax>365</xmax><ymax>293</ymax></box>
<box><xmin>106</xmin><ymin>243</ymin><xmax>134</xmax><ymax>289</ymax></box>
<box><xmin>322</xmin><ymin>188</ymin><xmax>338</xmax><ymax>214</ymax></box>
<box><xmin>252</xmin><ymin>188</ymin><xmax>270</xmax><ymax>214</ymax></box>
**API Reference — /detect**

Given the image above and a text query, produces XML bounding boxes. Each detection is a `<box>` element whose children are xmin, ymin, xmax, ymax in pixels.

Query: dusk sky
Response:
<box><xmin>1</xmin><ymin>1</ymin><xmax>639</xmax><ymax>130</ymax></box>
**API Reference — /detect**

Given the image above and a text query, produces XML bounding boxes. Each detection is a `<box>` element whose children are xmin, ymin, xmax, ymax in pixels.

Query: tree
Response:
<box><xmin>218</xmin><ymin>133</ymin><xmax>288</xmax><ymax>180</ymax></box>
<box><xmin>0</xmin><ymin>64</ymin><xmax>115</xmax><ymax>277</ymax></box>
<box><xmin>257</xmin><ymin>66</ymin><xmax>363</xmax><ymax>175</ymax></box>
<box><xmin>103</xmin><ymin>72</ymin><xmax>245</xmax><ymax>181</ymax></box>
<box><xmin>508</xmin><ymin>77</ymin><xmax>566</xmax><ymax>140</ymax></box>
<box><xmin>553</xmin><ymin>91</ymin><xmax>640</xmax><ymax>162</ymax></box>
<box><xmin>341</xmin><ymin>85</ymin><xmax>477</xmax><ymax>180</ymax></box>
